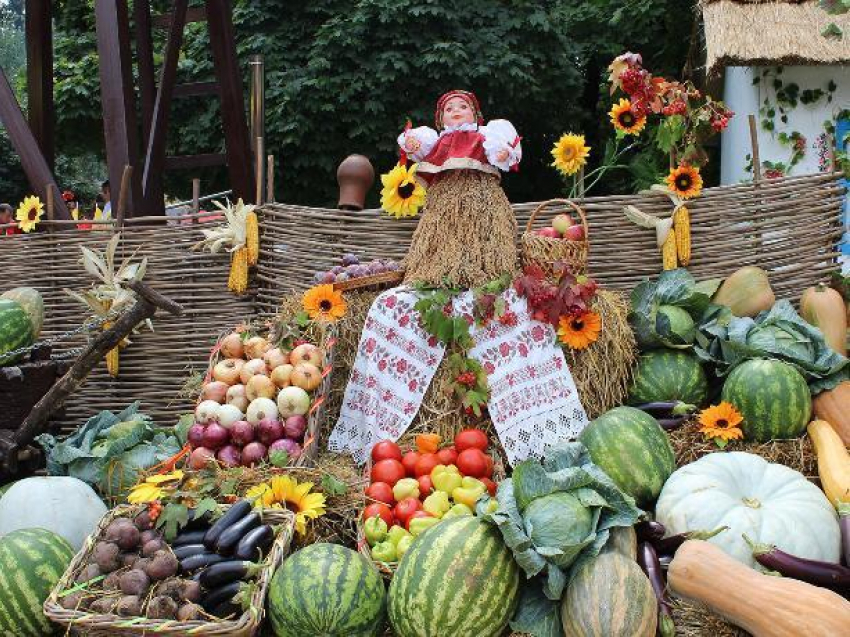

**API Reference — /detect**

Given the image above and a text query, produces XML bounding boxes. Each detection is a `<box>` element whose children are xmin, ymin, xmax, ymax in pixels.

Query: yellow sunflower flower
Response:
<box><xmin>16</xmin><ymin>195</ymin><xmax>44</xmax><ymax>233</ymax></box>
<box><xmin>698</xmin><ymin>402</ymin><xmax>744</xmax><ymax>443</ymax></box>
<box><xmin>303</xmin><ymin>284</ymin><xmax>347</xmax><ymax>322</ymax></box>
<box><xmin>551</xmin><ymin>133</ymin><xmax>590</xmax><ymax>176</ymax></box>
<box><xmin>666</xmin><ymin>164</ymin><xmax>703</xmax><ymax>199</ymax></box>
<box><xmin>609</xmin><ymin>98</ymin><xmax>646</xmax><ymax>135</ymax></box>
<box><xmin>246</xmin><ymin>475</ymin><xmax>326</xmax><ymax>535</ymax></box>
<box><xmin>380</xmin><ymin>163</ymin><xmax>426</xmax><ymax>218</ymax></box>
<box><xmin>127</xmin><ymin>470</ymin><xmax>184</xmax><ymax>504</ymax></box>
<box><xmin>557</xmin><ymin>310</ymin><xmax>602</xmax><ymax>349</ymax></box>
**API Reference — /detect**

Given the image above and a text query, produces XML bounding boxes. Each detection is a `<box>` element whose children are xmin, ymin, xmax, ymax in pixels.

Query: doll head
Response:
<box><xmin>435</xmin><ymin>90</ymin><xmax>483</xmax><ymax>129</ymax></box>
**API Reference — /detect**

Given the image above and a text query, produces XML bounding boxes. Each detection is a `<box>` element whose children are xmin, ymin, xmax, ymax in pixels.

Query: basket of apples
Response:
<box><xmin>189</xmin><ymin>330</ymin><xmax>333</xmax><ymax>470</ymax></box>
<box><xmin>357</xmin><ymin>428</ymin><xmax>503</xmax><ymax>577</ymax></box>
<box><xmin>520</xmin><ymin>198</ymin><xmax>589</xmax><ymax>281</ymax></box>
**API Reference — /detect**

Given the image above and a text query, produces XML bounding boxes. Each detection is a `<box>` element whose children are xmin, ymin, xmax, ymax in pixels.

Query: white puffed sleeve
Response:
<box><xmin>397</xmin><ymin>126</ymin><xmax>439</xmax><ymax>162</ymax></box>
<box><xmin>481</xmin><ymin>119</ymin><xmax>522</xmax><ymax>171</ymax></box>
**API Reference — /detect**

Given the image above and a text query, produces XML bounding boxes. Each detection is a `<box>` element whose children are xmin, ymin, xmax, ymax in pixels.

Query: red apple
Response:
<box><xmin>552</xmin><ymin>214</ymin><xmax>573</xmax><ymax>236</ymax></box>
<box><xmin>291</xmin><ymin>363</ymin><xmax>322</xmax><ymax>392</ymax></box>
<box><xmin>537</xmin><ymin>227</ymin><xmax>560</xmax><ymax>238</ymax></box>
<box><xmin>239</xmin><ymin>359</ymin><xmax>268</xmax><ymax>384</ymax></box>
<box><xmin>290</xmin><ymin>343</ymin><xmax>323</xmax><ymax>368</ymax></box>
<box><xmin>219</xmin><ymin>332</ymin><xmax>244</xmax><ymax>359</ymax></box>
<box><xmin>213</xmin><ymin>358</ymin><xmax>245</xmax><ymax>385</ymax></box>
<box><xmin>564</xmin><ymin>225</ymin><xmax>585</xmax><ymax>241</ymax></box>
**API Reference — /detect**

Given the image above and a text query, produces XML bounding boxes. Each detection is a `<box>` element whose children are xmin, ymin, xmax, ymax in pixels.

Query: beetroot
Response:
<box><xmin>180</xmin><ymin>579</ymin><xmax>202</xmax><ymax>603</ymax></box>
<box><xmin>134</xmin><ymin>511</ymin><xmax>154</xmax><ymax>531</ymax></box>
<box><xmin>114</xmin><ymin>524</ymin><xmax>141</xmax><ymax>550</ymax></box>
<box><xmin>121</xmin><ymin>552</ymin><xmax>140</xmax><ymax>568</ymax></box>
<box><xmin>76</xmin><ymin>563</ymin><xmax>101</xmax><ymax>584</ymax></box>
<box><xmin>229</xmin><ymin>420</ymin><xmax>255</xmax><ymax>446</ymax></box>
<box><xmin>187</xmin><ymin>423</ymin><xmax>206</xmax><ymax>448</ymax></box>
<box><xmin>283</xmin><ymin>415</ymin><xmax>307</xmax><ymax>440</ymax></box>
<box><xmin>116</xmin><ymin>595</ymin><xmax>143</xmax><ymax>617</ymax></box>
<box><xmin>241</xmin><ymin>441</ymin><xmax>267</xmax><ymax>467</ymax></box>
<box><xmin>93</xmin><ymin>541</ymin><xmax>121</xmax><ymax>572</ymax></box>
<box><xmin>270</xmin><ymin>438</ymin><xmax>301</xmax><ymax>460</ymax></box>
<box><xmin>217</xmin><ymin>445</ymin><xmax>242</xmax><ymax>468</ymax></box>
<box><xmin>189</xmin><ymin>446</ymin><xmax>216</xmax><ymax>470</ymax></box>
<box><xmin>145</xmin><ymin>550</ymin><xmax>179</xmax><ymax>580</ymax></box>
<box><xmin>140</xmin><ymin>529</ymin><xmax>161</xmax><ymax>545</ymax></box>
<box><xmin>142</xmin><ymin>539</ymin><xmax>165</xmax><ymax>557</ymax></box>
<box><xmin>147</xmin><ymin>595</ymin><xmax>178</xmax><ymax>619</ymax></box>
<box><xmin>90</xmin><ymin>596</ymin><xmax>119</xmax><ymax>614</ymax></box>
<box><xmin>202</xmin><ymin>422</ymin><xmax>230</xmax><ymax>449</ymax></box>
<box><xmin>176</xmin><ymin>602</ymin><xmax>203</xmax><ymax>621</ymax></box>
<box><xmin>103</xmin><ymin>571</ymin><xmax>122</xmax><ymax>591</ymax></box>
<box><xmin>257</xmin><ymin>418</ymin><xmax>284</xmax><ymax>446</ymax></box>
<box><xmin>119</xmin><ymin>569</ymin><xmax>150</xmax><ymax>596</ymax></box>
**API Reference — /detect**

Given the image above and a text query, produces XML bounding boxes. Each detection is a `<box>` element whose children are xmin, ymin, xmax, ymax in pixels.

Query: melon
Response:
<box><xmin>713</xmin><ymin>266</ymin><xmax>775</xmax><ymax>317</ymax></box>
<box><xmin>561</xmin><ymin>552</ymin><xmax>657</xmax><ymax>637</ymax></box>
<box><xmin>0</xmin><ymin>528</ymin><xmax>74</xmax><ymax>636</ymax></box>
<box><xmin>268</xmin><ymin>543</ymin><xmax>386</xmax><ymax>636</ymax></box>
<box><xmin>0</xmin><ymin>287</ymin><xmax>44</xmax><ymax>337</ymax></box>
<box><xmin>0</xmin><ymin>477</ymin><xmax>107</xmax><ymax>551</ymax></box>
<box><xmin>388</xmin><ymin>516</ymin><xmax>520</xmax><ymax>637</ymax></box>
<box><xmin>579</xmin><ymin>406</ymin><xmax>676</xmax><ymax>507</ymax></box>
<box><xmin>720</xmin><ymin>358</ymin><xmax>811</xmax><ymax>442</ymax></box>
<box><xmin>628</xmin><ymin>349</ymin><xmax>708</xmax><ymax>406</ymax></box>
<box><xmin>0</xmin><ymin>299</ymin><xmax>34</xmax><ymax>365</ymax></box>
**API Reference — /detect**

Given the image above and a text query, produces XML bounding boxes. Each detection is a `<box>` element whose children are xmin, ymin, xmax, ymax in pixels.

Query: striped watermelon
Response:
<box><xmin>628</xmin><ymin>349</ymin><xmax>708</xmax><ymax>406</ymax></box>
<box><xmin>268</xmin><ymin>543</ymin><xmax>386</xmax><ymax>636</ymax></box>
<box><xmin>578</xmin><ymin>406</ymin><xmax>675</xmax><ymax>507</ymax></box>
<box><xmin>720</xmin><ymin>358</ymin><xmax>811</xmax><ymax>442</ymax></box>
<box><xmin>388</xmin><ymin>516</ymin><xmax>520</xmax><ymax>637</ymax></box>
<box><xmin>1</xmin><ymin>288</ymin><xmax>44</xmax><ymax>337</ymax></box>
<box><xmin>0</xmin><ymin>528</ymin><xmax>74</xmax><ymax>637</ymax></box>
<box><xmin>0</xmin><ymin>299</ymin><xmax>34</xmax><ymax>366</ymax></box>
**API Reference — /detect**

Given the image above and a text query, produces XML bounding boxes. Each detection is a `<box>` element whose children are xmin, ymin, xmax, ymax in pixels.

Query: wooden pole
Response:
<box><xmin>577</xmin><ymin>165</ymin><xmax>585</xmax><ymax>200</ymax></box>
<box><xmin>749</xmin><ymin>114</ymin><xmax>762</xmax><ymax>182</ymax></box>
<box><xmin>45</xmin><ymin>183</ymin><xmax>54</xmax><ymax>223</ymax></box>
<box><xmin>25</xmin><ymin>0</ymin><xmax>54</xmax><ymax>170</ymax></box>
<box><xmin>267</xmin><ymin>154</ymin><xmax>275</xmax><ymax>203</ymax></box>
<box><xmin>255</xmin><ymin>136</ymin><xmax>265</xmax><ymax>204</ymax></box>
<box><xmin>192</xmin><ymin>178</ymin><xmax>201</xmax><ymax>216</ymax></box>
<box><xmin>115</xmin><ymin>165</ymin><xmax>133</xmax><ymax>228</ymax></box>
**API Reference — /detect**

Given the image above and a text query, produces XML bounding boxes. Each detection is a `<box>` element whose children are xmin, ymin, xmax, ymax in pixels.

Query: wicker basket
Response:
<box><xmin>520</xmin><ymin>199</ymin><xmax>590</xmax><ymax>281</ymax></box>
<box><xmin>356</xmin><ymin>437</ymin><xmax>506</xmax><ymax>579</ymax></box>
<box><xmin>332</xmin><ymin>270</ymin><xmax>404</xmax><ymax>292</ymax></box>
<box><xmin>44</xmin><ymin>504</ymin><xmax>294</xmax><ymax>636</ymax></box>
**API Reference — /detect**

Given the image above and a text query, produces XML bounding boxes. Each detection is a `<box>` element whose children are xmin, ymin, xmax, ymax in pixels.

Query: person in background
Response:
<box><xmin>62</xmin><ymin>190</ymin><xmax>80</xmax><ymax>219</ymax></box>
<box><xmin>0</xmin><ymin>203</ymin><xmax>19</xmax><ymax>235</ymax></box>
<box><xmin>101</xmin><ymin>180</ymin><xmax>112</xmax><ymax>218</ymax></box>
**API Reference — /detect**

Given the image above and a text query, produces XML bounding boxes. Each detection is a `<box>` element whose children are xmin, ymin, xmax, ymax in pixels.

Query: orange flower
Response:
<box><xmin>698</xmin><ymin>402</ymin><xmax>744</xmax><ymax>442</ymax></box>
<box><xmin>666</xmin><ymin>164</ymin><xmax>703</xmax><ymax>199</ymax></box>
<box><xmin>557</xmin><ymin>311</ymin><xmax>602</xmax><ymax>349</ymax></box>
<box><xmin>302</xmin><ymin>284</ymin><xmax>347</xmax><ymax>322</ymax></box>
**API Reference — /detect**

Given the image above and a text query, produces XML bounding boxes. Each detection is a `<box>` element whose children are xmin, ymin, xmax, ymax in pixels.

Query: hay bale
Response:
<box><xmin>672</xmin><ymin>598</ymin><xmax>746</xmax><ymax>637</ymax></box>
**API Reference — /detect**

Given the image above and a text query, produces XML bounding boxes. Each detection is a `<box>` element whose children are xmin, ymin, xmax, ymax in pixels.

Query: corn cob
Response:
<box><xmin>246</xmin><ymin>211</ymin><xmax>259</xmax><ymax>266</ymax></box>
<box><xmin>673</xmin><ymin>205</ymin><xmax>691</xmax><ymax>265</ymax></box>
<box><xmin>662</xmin><ymin>228</ymin><xmax>678</xmax><ymax>270</ymax></box>
<box><xmin>228</xmin><ymin>246</ymin><xmax>249</xmax><ymax>294</ymax></box>
<box><xmin>103</xmin><ymin>321</ymin><xmax>120</xmax><ymax>377</ymax></box>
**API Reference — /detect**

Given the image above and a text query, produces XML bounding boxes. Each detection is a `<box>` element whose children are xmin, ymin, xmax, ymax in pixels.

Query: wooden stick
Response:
<box><xmin>116</xmin><ymin>164</ymin><xmax>133</xmax><ymax>227</ymax></box>
<box><xmin>45</xmin><ymin>183</ymin><xmax>54</xmax><ymax>224</ymax></box>
<box><xmin>192</xmin><ymin>178</ymin><xmax>201</xmax><ymax>216</ymax></box>
<box><xmin>749</xmin><ymin>114</ymin><xmax>761</xmax><ymax>182</ymax></box>
<box><xmin>267</xmin><ymin>154</ymin><xmax>275</xmax><ymax>203</ymax></box>
<box><xmin>255</xmin><ymin>136</ymin><xmax>264</xmax><ymax>204</ymax></box>
<box><xmin>578</xmin><ymin>165</ymin><xmax>585</xmax><ymax>199</ymax></box>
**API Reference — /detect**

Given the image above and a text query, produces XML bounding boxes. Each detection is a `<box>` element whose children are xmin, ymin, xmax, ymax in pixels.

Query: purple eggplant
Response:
<box><xmin>179</xmin><ymin>552</ymin><xmax>226</xmax><ymax>573</ymax></box>
<box><xmin>173</xmin><ymin>544</ymin><xmax>207</xmax><ymax>561</ymax></box>
<box><xmin>173</xmin><ymin>529</ymin><xmax>208</xmax><ymax>546</ymax></box>
<box><xmin>637</xmin><ymin>542</ymin><xmax>675</xmax><ymax>637</ymax></box>
<box><xmin>657</xmin><ymin>416</ymin><xmax>688</xmax><ymax>431</ymax></box>
<box><xmin>203</xmin><ymin>499</ymin><xmax>251</xmax><ymax>549</ymax></box>
<box><xmin>633</xmin><ymin>401</ymin><xmax>697</xmax><ymax>416</ymax></box>
<box><xmin>745</xmin><ymin>534</ymin><xmax>850</xmax><ymax>591</ymax></box>
<box><xmin>235</xmin><ymin>525</ymin><xmax>274</xmax><ymax>561</ymax></box>
<box><xmin>636</xmin><ymin>520</ymin><xmax>666</xmax><ymax>544</ymax></box>
<box><xmin>201</xmin><ymin>581</ymin><xmax>243</xmax><ymax>614</ymax></box>
<box><xmin>655</xmin><ymin>526</ymin><xmax>728</xmax><ymax>555</ymax></box>
<box><xmin>840</xmin><ymin>503</ymin><xmax>849</xmax><ymax>567</ymax></box>
<box><xmin>215</xmin><ymin>512</ymin><xmax>261</xmax><ymax>555</ymax></box>
<box><xmin>199</xmin><ymin>560</ymin><xmax>262</xmax><ymax>589</ymax></box>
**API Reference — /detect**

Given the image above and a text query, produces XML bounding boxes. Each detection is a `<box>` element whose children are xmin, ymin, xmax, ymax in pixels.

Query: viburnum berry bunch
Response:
<box><xmin>514</xmin><ymin>264</ymin><xmax>598</xmax><ymax>330</ymax></box>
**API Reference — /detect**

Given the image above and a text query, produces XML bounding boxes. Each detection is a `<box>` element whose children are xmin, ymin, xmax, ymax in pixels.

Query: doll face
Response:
<box><xmin>442</xmin><ymin>96</ymin><xmax>475</xmax><ymax>126</ymax></box>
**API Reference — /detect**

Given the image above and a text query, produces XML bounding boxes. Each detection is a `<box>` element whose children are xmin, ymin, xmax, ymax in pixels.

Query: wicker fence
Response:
<box><xmin>0</xmin><ymin>172</ymin><xmax>844</xmax><ymax>434</ymax></box>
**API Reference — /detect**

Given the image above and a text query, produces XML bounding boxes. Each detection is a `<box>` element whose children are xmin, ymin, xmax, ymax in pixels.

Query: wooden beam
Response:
<box><xmin>134</xmin><ymin>0</ymin><xmax>156</xmax><ymax>148</ymax></box>
<box><xmin>142</xmin><ymin>0</ymin><xmax>189</xmax><ymax>215</ymax></box>
<box><xmin>0</xmin><ymin>66</ymin><xmax>70</xmax><ymax>220</ymax></box>
<box><xmin>152</xmin><ymin>6</ymin><xmax>206</xmax><ymax>28</ymax></box>
<box><xmin>95</xmin><ymin>0</ymin><xmax>143</xmax><ymax>216</ymax></box>
<box><xmin>173</xmin><ymin>81</ymin><xmax>220</xmax><ymax>98</ymax></box>
<box><xmin>206</xmin><ymin>0</ymin><xmax>255</xmax><ymax>202</ymax></box>
<box><xmin>164</xmin><ymin>152</ymin><xmax>226</xmax><ymax>170</ymax></box>
<box><xmin>25</xmin><ymin>0</ymin><xmax>54</xmax><ymax>170</ymax></box>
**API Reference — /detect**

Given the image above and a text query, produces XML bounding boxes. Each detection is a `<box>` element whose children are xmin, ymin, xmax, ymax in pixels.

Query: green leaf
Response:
<box><xmin>193</xmin><ymin>497</ymin><xmax>219</xmax><ymax>522</ymax></box>
<box><xmin>820</xmin><ymin>0</ymin><xmax>850</xmax><ymax>15</ymax></box>
<box><xmin>321</xmin><ymin>473</ymin><xmax>347</xmax><ymax>496</ymax></box>
<box><xmin>295</xmin><ymin>311</ymin><xmax>310</xmax><ymax>328</ymax></box>
<box><xmin>175</xmin><ymin>413</ymin><xmax>194</xmax><ymax>446</ymax></box>
<box><xmin>269</xmin><ymin>449</ymin><xmax>290</xmax><ymax>467</ymax></box>
<box><xmin>219</xmin><ymin>479</ymin><xmax>237</xmax><ymax>496</ymax></box>
<box><xmin>156</xmin><ymin>503</ymin><xmax>189</xmax><ymax>541</ymax></box>
<box><xmin>822</xmin><ymin>22</ymin><xmax>843</xmax><ymax>39</ymax></box>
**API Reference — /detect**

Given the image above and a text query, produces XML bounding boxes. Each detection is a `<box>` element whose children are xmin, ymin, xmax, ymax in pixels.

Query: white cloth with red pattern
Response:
<box><xmin>328</xmin><ymin>287</ymin><xmax>588</xmax><ymax>465</ymax></box>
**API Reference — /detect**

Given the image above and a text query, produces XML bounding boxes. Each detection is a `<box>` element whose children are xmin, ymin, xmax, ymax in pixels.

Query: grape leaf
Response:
<box><xmin>321</xmin><ymin>474</ymin><xmax>348</xmax><ymax>496</ymax></box>
<box><xmin>269</xmin><ymin>449</ymin><xmax>290</xmax><ymax>467</ymax></box>
<box><xmin>156</xmin><ymin>503</ymin><xmax>189</xmax><ymax>541</ymax></box>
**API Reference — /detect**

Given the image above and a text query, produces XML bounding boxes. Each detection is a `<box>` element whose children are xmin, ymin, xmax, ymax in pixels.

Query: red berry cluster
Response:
<box><xmin>662</xmin><ymin>99</ymin><xmax>687</xmax><ymax>116</ymax></box>
<box><xmin>619</xmin><ymin>68</ymin><xmax>645</xmax><ymax>95</ymax></box>
<box><xmin>498</xmin><ymin>311</ymin><xmax>518</xmax><ymax>327</ymax></box>
<box><xmin>147</xmin><ymin>500</ymin><xmax>163</xmax><ymax>521</ymax></box>
<box><xmin>456</xmin><ymin>372</ymin><xmax>478</xmax><ymax>388</ymax></box>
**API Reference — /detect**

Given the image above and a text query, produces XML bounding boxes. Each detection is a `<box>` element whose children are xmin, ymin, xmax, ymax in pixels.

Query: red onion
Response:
<box><xmin>270</xmin><ymin>438</ymin><xmax>301</xmax><ymax>460</ymax></box>
<box><xmin>241</xmin><ymin>442</ymin><xmax>267</xmax><ymax>467</ymax></box>
<box><xmin>229</xmin><ymin>420</ymin><xmax>255</xmax><ymax>446</ymax></box>
<box><xmin>257</xmin><ymin>418</ymin><xmax>284</xmax><ymax>446</ymax></box>
<box><xmin>188</xmin><ymin>447</ymin><xmax>215</xmax><ymax>470</ymax></box>
<box><xmin>202</xmin><ymin>422</ymin><xmax>230</xmax><ymax>450</ymax></box>
<box><xmin>187</xmin><ymin>424</ymin><xmax>206</xmax><ymax>448</ymax></box>
<box><xmin>216</xmin><ymin>445</ymin><xmax>242</xmax><ymax>468</ymax></box>
<box><xmin>283</xmin><ymin>415</ymin><xmax>307</xmax><ymax>440</ymax></box>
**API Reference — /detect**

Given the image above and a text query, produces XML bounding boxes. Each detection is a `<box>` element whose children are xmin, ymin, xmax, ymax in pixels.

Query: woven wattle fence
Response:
<box><xmin>0</xmin><ymin>172</ymin><xmax>844</xmax><ymax>434</ymax></box>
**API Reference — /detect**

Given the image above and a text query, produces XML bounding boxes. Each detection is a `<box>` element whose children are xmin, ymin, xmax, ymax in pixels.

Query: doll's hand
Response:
<box><xmin>496</xmin><ymin>148</ymin><xmax>510</xmax><ymax>164</ymax></box>
<box><xmin>404</xmin><ymin>135</ymin><xmax>421</xmax><ymax>153</ymax></box>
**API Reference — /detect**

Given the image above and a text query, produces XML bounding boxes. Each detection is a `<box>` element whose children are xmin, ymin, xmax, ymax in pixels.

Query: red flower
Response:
<box><xmin>484</xmin><ymin>362</ymin><xmax>496</xmax><ymax>375</ymax></box>
<box><xmin>408</xmin><ymin>379</ymin><xmax>418</xmax><ymax>392</ymax></box>
<box><xmin>427</xmin><ymin>336</ymin><xmax>438</xmax><ymax>348</ymax></box>
<box><xmin>364</xmin><ymin>337</ymin><xmax>377</xmax><ymax>353</ymax></box>
<box><xmin>499</xmin><ymin>311</ymin><xmax>518</xmax><ymax>327</ymax></box>
<box><xmin>396</xmin><ymin>359</ymin><xmax>408</xmax><ymax>373</ymax></box>
<box><xmin>499</xmin><ymin>342</ymin><xmax>511</xmax><ymax>357</ymax></box>
<box><xmin>518</xmin><ymin>343</ymin><xmax>529</xmax><ymax>357</ymax></box>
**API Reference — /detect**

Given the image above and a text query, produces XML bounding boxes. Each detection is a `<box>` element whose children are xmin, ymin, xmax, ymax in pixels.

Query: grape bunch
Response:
<box><xmin>313</xmin><ymin>253</ymin><xmax>401</xmax><ymax>284</ymax></box>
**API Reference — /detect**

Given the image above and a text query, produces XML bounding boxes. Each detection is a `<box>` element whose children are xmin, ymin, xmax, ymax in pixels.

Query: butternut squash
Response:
<box><xmin>800</xmin><ymin>283</ymin><xmax>847</xmax><ymax>357</ymax></box>
<box><xmin>813</xmin><ymin>381</ymin><xmax>850</xmax><ymax>446</ymax></box>
<box><xmin>807</xmin><ymin>419</ymin><xmax>850</xmax><ymax>507</ymax></box>
<box><xmin>712</xmin><ymin>266</ymin><xmax>774</xmax><ymax>317</ymax></box>
<box><xmin>668</xmin><ymin>540</ymin><xmax>850</xmax><ymax>637</ymax></box>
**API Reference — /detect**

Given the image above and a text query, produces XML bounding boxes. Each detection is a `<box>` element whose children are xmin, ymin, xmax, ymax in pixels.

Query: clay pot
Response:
<box><xmin>336</xmin><ymin>154</ymin><xmax>375</xmax><ymax>211</ymax></box>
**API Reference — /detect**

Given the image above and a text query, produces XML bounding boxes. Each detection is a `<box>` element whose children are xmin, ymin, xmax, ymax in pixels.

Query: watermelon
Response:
<box><xmin>1</xmin><ymin>288</ymin><xmax>44</xmax><ymax>337</ymax></box>
<box><xmin>628</xmin><ymin>349</ymin><xmax>708</xmax><ymax>406</ymax></box>
<box><xmin>720</xmin><ymin>358</ymin><xmax>811</xmax><ymax>442</ymax></box>
<box><xmin>0</xmin><ymin>299</ymin><xmax>34</xmax><ymax>366</ymax></box>
<box><xmin>578</xmin><ymin>406</ymin><xmax>675</xmax><ymax>507</ymax></box>
<box><xmin>0</xmin><ymin>528</ymin><xmax>74</xmax><ymax>636</ymax></box>
<box><xmin>268</xmin><ymin>543</ymin><xmax>386</xmax><ymax>636</ymax></box>
<box><xmin>388</xmin><ymin>516</ymin><xmax>520</xmax><ymax>637</ymax></box>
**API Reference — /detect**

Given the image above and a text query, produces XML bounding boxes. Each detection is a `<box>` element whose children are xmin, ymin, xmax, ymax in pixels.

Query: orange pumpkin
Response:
<box><xmin>800</xmin><ymin>283</ymin><xmax>847</xmax><ymax>357</ymax></box>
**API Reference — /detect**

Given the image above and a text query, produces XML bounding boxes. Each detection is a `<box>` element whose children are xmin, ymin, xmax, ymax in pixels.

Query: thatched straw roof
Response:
<box><xmin>702</xmin><ymin>0</ymin><xmax>850</xmax><ymax>74</ymax></box>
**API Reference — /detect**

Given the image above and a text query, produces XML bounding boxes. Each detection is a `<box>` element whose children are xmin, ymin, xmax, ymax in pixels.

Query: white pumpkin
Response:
<box><xmin>655</xmin><ymin>452</ymin><xmax>840</xmax><ymax>569</ymax></box>
<box><xmin>0</xmin><ymin>477</ymin><xmax>107</xmax><ymax>551</ymax></box>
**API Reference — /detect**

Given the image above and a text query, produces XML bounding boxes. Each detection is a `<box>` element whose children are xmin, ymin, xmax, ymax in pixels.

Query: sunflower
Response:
<box><xmin>15</xmin><ymin>195</ymin><xmax>44</xmax><ymax>233</ymax></box>
<box><xmin>246</xmin><ymin>475</ymin><xmax>326</xmax><ymax>535</ymax></box>
<box><xmin>609</xmin><ymin>99</ymin><xmax>646</xmax><ymax>135</ymax></box>
<box><xmin>380</xmin><ymin>163</ymin><xmax>426</xmax><ymax>218</ymax></box>
<box><xmin>127</xmin><ymin>470</ymin><xmax>184</xmax><ymax>504</ymax></box>
<box><xmin>303</xmin><ymin>284</ymin><xmax>347</xmax><ymax>322</ymax></box>
<box><xmin>557</xmin><ymin>310</ymin><xmax>602</xmax><ymax>349</ymax></box>
<box><xmin>551</xmin><ymin>133</ymin><xmax>590</xmax><ymax>176</ymax></box>
<box><xmin>698</xmin><ymin>402</ymin><xmax>744</xmax><ymax>443</ymax></box>
<box><xmin>666</xmin><ymin>164</ymin><xmax>703</xmax><ymax>199</ymax></box>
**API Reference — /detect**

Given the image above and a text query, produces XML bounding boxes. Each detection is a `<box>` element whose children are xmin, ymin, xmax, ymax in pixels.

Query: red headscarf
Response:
<box><xmin>435</xmin><ymin>90</ymin><xmax>484</xmax><ymax>129</ymax></box>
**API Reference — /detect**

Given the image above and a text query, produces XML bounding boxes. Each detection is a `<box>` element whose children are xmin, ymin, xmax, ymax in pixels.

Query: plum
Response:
<box><xmin>147</xmin><ymin>595</ymin><xmax>178</xmax><ymax>620</ymax></box>
<box><xmin>342</xmin><ymin>253</ymin><xmax>359</xmax><ymax>266</ymax></box>
<box><xmin>116</xmin><ymin>595</ymin><xmax>143</xmax><ymax>617</ymax></box>
<box><xmin>321</xmin><ymin>271</ymin><xmax>336</xmax><ymax>284</ymax></box>
<box><xmin>330</xmin><ymin>265</ymin><xmax>344</xmax><ymax>275</ymax></box>
<box><xmin>119</xmin><ymin>569</ymin><xmax>150</xmax><ymax>596</ymax></box>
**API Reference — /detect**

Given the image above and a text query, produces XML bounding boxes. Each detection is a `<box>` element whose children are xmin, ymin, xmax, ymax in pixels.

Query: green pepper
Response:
<box><xmin>371</xmin><ymin>540</ymin><xmax>397</xmax><ymax>563</ymax></box>
<box><xmin>364</xmin><ymin>515</ymin><xmax>388</xmax><ymax>546</ymax></box>
<box><xmin>386</xmin><ymin>524</ymin><xmax>411</xmax><ymax>547</ymax></box>
<box><xmin>442</xmin><ymin>503</ymin><xmax>473</xmax><ymax>519</ymax></box>
<box><xmin>396</xmin><ymin>535</ymin><xmax>414</xmax><ymax>559</ymax></box>
<box><xmin>409</xmin><ymin>516</ymin><xmax>441</xmax><ymax>536</ymax></box>
<box><xmin>431</xmin><ymin>464</ymin><xmax>463</xmax><ymax>494</ymax></box>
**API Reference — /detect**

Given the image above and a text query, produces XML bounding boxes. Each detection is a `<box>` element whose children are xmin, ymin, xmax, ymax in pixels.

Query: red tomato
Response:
<box><xmin>394</xmin><ymin>497</ymin><xmax>422</xmax><ymax>526</ymax></box>
<box><xmin>481</xmin><ymin>477</ymin><xmax>497</xmax><ymax>497</ymax></box>
<box><xmin>371</xmin><ymin>440</ymin><xmax>403</xmax><ymax>463</ymax></box>
<box><xmin>362</xmin><ymin>502</ymin><xmax>394</xmax><ymax>527</ymax></box>
<box><xmin>454</xmin><ymin>429</ymin><xmax>489</xmax><ymax>452</ymax></box>
<box><xmin>365</xmin><ymin>481</ymin><xmax>395</xmax><ymax>506</ymax></box>
<box><xmin>436</xmin><ymin>447</ymin><xmax>458</xmax><ymax>466</ymax></box>
<box><xmin>405</xmin><ymin>509</ymin><xmax>434</xmax><ymax>531</ymax></box>
<box><xmin>417</xmin><ymin>475</ymin><xmax>434</xmax><ymax>495</ymax></box>
<box><xmin>456</xmin><ymin>448</ymin><xmax>489</xmax><ymax>478</ymax></box>
<box><xmin>483</xmin><ymin>454</ymin><xmax>494</xmax><ymax>478</ymax></box>
<box><xmin>370</xmin><ymin>459</ymin><xmax>406</xmax><ymax>487</ymax></box>
<box><xmin>401</xmin><ymin>451</ymin><xmax>421</xmax><ymax>477</ymax></box>
<box><xmin>414</xmin><ymin>453</ymin><xmax>440</xmax><ymax>477</ymax></box>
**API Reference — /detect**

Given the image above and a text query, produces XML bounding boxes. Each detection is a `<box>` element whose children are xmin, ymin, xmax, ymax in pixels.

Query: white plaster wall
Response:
<box><xmin>720</xmin><ymin>65</ymin><xmax>850</xmax><ymax>185</ymax></box>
